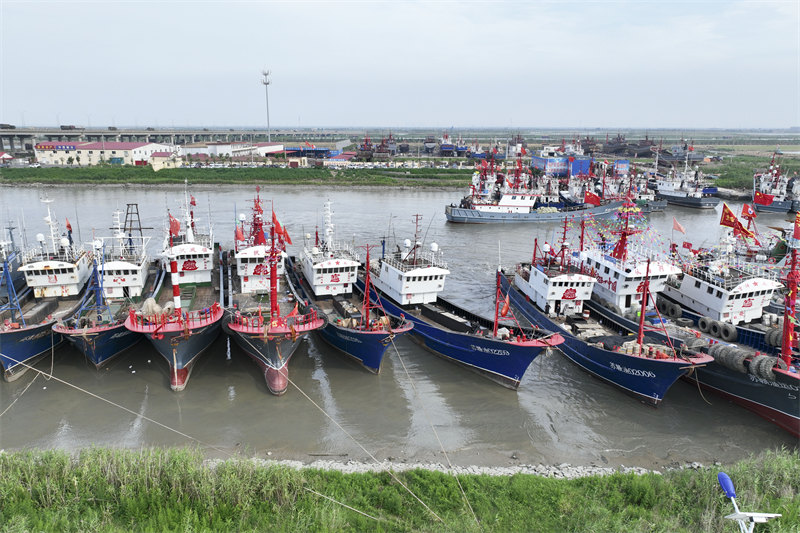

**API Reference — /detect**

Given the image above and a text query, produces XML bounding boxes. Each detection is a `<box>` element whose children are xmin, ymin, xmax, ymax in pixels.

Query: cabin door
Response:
<box><xmin>625</xmin><ymin>294</ymin><xmax>632</xmax><ymax>308</ymax></box>
<box><xmin>123</xmin><ymin>286</ymin><xmax>129</xmax><ymax>298</ymax></box>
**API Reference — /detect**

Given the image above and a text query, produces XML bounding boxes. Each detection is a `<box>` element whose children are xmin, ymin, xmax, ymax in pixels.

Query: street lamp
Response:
<box><xmin>261</xmin><ymin>69</ymin><xmax>271</xmax><ymax>143</ymax></box>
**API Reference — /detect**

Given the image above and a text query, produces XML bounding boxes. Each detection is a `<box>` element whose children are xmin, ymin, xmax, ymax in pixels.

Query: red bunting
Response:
<box><xmin>190</xmin><ymin>195</ymin><xmax>197</xmax><ymax>207</ymax></box>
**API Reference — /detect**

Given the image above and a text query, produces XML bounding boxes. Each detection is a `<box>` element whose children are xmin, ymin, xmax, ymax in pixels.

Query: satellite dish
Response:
<box><xmin>59</xmin><ymin>237</ymin><xmax>70</xmax><ymax>248</ymax></box>
<box><xmin>239</xmin><ymin>213</ymin><xmax>246</xmax><ymax>222</ymax></box>
<box><xmin>403</xmin><ymin>239</ymin><xmax>411</xmax><ymax>248</ymax></box>
<box><xmin>430</xmin><ymin>242</ymin><xmax>439</xmax><ymax>253</ymax></box>
<box><xmin>36</xmin><ymin>233</ymin><xmax>45</xmax><ymax>243</ymax></box>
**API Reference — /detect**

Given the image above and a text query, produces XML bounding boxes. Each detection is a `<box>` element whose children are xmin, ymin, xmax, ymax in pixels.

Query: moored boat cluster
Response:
<box><xmin>1</xmin><ymin>177</ymin><xmax>798</xmax><ymax>441</ymax></box>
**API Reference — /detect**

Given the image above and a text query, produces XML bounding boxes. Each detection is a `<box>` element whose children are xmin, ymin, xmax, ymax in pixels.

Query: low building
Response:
<box><xmin>34</xmin><ymin>141</ymin><xmax>174</xmax><ymax>166</ymax></box>
<box><xmin>150</xmin><ymin>151</ymin><xmax>183</xmax><ymax>171</ymax></box>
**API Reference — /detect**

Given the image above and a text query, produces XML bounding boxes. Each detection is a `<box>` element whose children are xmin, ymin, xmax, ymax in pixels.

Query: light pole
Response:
<box><xmin>261</xmin><ymin>69</ymin><xmax>271</xmax><ymax>143</ymax></box>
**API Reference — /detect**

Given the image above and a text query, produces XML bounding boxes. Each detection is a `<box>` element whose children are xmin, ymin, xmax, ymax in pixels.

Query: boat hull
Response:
<box><xmin>444</xmin><ymin>201</ymin><xmax>623</xmax><ymax>224</ymax></box>
<box><xmin>285</xmin><ymin>256</ymin><xmax>413</xmax><ymax>373</ymax></box>
<box><xmin>688</xmin><ymin>362</ymin><xmax>799</xmax><ymax>438</ymax></box>
<box><xmin>54</xmin><ymin>322</ymin><xmax>142</xmax><ymax>369</ymax></box>
<box><xmin>502</xmin><ymin>275</ymin><xmax>697</xmax><ymax>404</ymax></box>
<box><xmin>0</xmin><ymin>321</ymin><xmax>64</xmax><ymax>381</ymax></box>
<box><xmin>357</xmin><ymin>278</ymin><xmax>556</xmax><ymax>390</ymax></box>
<box><xmin>223</xmin><ymin>316</ymin><xmax>305</xmax><ymax>395</ymax></box>
<box><xmin>655</xmin><ymin>193</ymin><xmax>719</xmax><ymax>209</ymax></box>
<box><xmin>125</xmin><ymin>309</ymin><xmax>224</xmax><ymax>391</ymax></box>
<box><xmin>753</xmin><ymin>200</ymin><xmax>793</xmax><ymax>214</ymax></box>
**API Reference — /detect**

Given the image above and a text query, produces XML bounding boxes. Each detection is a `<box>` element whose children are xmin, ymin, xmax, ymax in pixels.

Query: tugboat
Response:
<box><xmin>358</xmin><ymin>215</ymin><xmax>563</xmax><ymax>390</ymax></box>
<box><xmin>285</xmin><ymin>201</ymin><xmax>413</xmax><ymax>373</ymax></box>
<box><xmin>223</xmin><ymin>188</ymin><xmax>325</xmax><ymax>395</ymax></box>
<box><xmin>1</xmin><ymin>199</ymin><xmax>91</xmax><ymax>381</ymax></box>
<box><xmin>53</xmin><ymin>205</ymin><xmax>158</xmax><ymax>368</ymax></box>
<box><xmin>125</xmin><ymin>186</ymin><xmax>223</xmax><ymax>391</ymax></box>
<box><xmin>503</xmin><ymin>215</ymin><xmax>713</xmax><ymax>405</ymax></box>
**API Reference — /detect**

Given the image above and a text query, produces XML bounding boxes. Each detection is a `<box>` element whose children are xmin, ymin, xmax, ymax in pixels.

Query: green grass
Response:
<box><xmin>0</xmin><ymin>447</ymin><xmax>797</xmax><ymax>532</ymax></box>
<box><xmin>0</xmin><ymin>166</ymin><xmax>473</xmax><ymax>188</ymax></box>
<box><xmin>702</xmin><ymin>155</ymin><xmax>800</xmax><ymax>189</ymax></box>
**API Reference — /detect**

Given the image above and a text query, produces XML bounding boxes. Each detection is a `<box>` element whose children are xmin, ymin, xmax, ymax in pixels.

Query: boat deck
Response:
<box><xmin>0</xmin><ymin>288</ymin><xmax>83</xmax><ymax>328</ymax></box>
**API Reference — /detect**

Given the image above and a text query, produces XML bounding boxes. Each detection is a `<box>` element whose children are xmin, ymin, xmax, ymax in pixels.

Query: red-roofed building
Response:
<box><xmin>34</xmin><ymin>141</ymin><xmax>174</xmax><ymax>166</ymax></box>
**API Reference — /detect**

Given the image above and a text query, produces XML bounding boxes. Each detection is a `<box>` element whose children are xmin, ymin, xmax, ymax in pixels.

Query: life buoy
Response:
<box><xmin>768</xmin><ymin>257</ymin><xmax>776</xmax><ymax>264</ymax></box>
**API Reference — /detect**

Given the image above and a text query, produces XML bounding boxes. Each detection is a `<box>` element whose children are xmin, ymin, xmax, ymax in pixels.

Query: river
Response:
<box><xmin>0</xmin><ymin>184</ymin><xmax>796</xmax><ymax>469</ymax></box>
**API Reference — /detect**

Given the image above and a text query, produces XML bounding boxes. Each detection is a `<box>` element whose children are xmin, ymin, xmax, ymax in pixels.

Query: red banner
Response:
<box><xmin>682</xmin><ymin>241</ymin><xmax>693</xmax><ymax>249</ymax></box>
<box><xmin>794</xmin><ymin>213</ymin><xmax>800</xmax><ymax>240</ymax></box>
<box><xmin>741</xmin><ymin>203</ymin><xmax>756</xmax><ymax>219</ymax></box>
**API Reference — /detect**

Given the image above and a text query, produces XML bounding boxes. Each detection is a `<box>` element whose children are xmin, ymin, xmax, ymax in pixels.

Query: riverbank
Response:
<box><xmin>0</xmin><ymin>447</ymin><xmax>796</xmax><ymax>532</ymax></box>
<box><xmin>0</xmin><ymin>166</ymin><xmax>472</xmax><ymax>188</ymax></box>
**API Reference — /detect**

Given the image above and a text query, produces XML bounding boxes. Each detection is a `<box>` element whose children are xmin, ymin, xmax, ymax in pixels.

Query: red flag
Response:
<box><xmin>741</xmin><ymin>203</ymin><xmax>756</xmax><ymax>219</ymax></box>
<box><xmin>65</xmin><ymin>218</ymin><xmax>72</xmax><ymax>232</ymax></box>
<box><xmin>754</xmin><ymin>191</ymin><xmax>774</xmax><ymax>206</ymax></box>
<box><xmin>719</xmin><ymin>203</ymin><xmax>739</xmax><ymax>229</ymax></box>
<box><xmin>190</xmin><ymin>195</ymin><xmax>197</xmax><ymax>207</ymax></box>
<box><xmin>682</xmin><ymin>241</ymin><xmax>693</xmax><ymax>249</ymax></box>
<box><xmin>492</xmin><ymin>146</ymin><xmax>498</xmax><ymax>154</ymax></box>
<box><xmin>793</xmin><ymin>213</ymin><xmax>800</xmax><ymax>241</ymax></box>
<box><xmin>282</xmin><ymin>226</ymin><xmax>293</xmax><ymax>245</ymax></box>
<box><xmin>168</xmin><ymin>214</ymin><xmax>181</xmax><ymax>236</ymax></box>
<box><xmin>254</xmin><ymin>228</ymin><xmax>267</xmax><ymax>246</ymax></box>
<box><xmin>234</xmin><ymin>226</ymin><xmax>244</xmax><ymax>242</ymax></box>
<box><xmin>721</xmin><ymin>204</ymin><xmax>754</xmax><ymax>240</ymax></box>
<box><xmin>672</xmin><ymin>217</ymin><xmax>686</xmax><ymax>234</ymax></box>
<box><xmin>272</xmin><ymin>211</ymin><xmax>283</xmax><ymax>237</ymax></box>
<box><xmin>584</xmin><ymin>191</ymin><xmax>602</xmax><ymax>206</ymax></box>
<box><xmin>520</xmin><ymin>146</ymin><xmax>527</xmax><ymax>156</ymax></box>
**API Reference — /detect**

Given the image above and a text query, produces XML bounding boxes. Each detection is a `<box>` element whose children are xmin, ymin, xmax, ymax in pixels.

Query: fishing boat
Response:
<box><xmin>285</xmin><ymin>202</ymin><xmax>412</xmax><ymax>373</ymax></box>
<box><xmin>752</xmin><ymin>152</ymin><xmax>797</xmax><ymax>214</ymax></box>
<box><xmin>0</xmin><ymin>199</ymin><xmax>91</xmax><ymax>381</ymax></box>
<box><xmin>439</xmin><ymin>133</ymin><xmax>455</xmax><ymax>156</ymax></box>
<box><xmin>423</xmin><ymin>135</ymin><xmax>437</xmax><ymax>154</ymax></box>
<box><xmin>503</xmin><ymin>216</ymin><xmax>713</xmax><ymax>405</ymax></box>
<box><xmin>358</xmin><ymin>215</ymin><xmax>563</xmax><ymax>390</ymax></box>
<box><xmin>0</xmin><ymin>224</ymin><xmax>25</xmax><ymax>301</ymax></box>
<box><xmin>125</xmin><ymin>187</ymin><xmax>223</xmax><ymax>391</ymax></box>
<box><xmin>684</xmin><ymin>225</ymin><xmax>800</xmax><ymax>437</ymax></box>
<box><xmin>445</xmin><ymin>158</ymin><xmax>623</xmax><ymax>223</ymax></box>
<box><xmin>223</xmin><ymin>189</ymin><xmax>325</xmax><ymax>395</ymax></box>
<box><xmin>53</xmin><ymin>205</ymin><xmax>159</xmax><ymax>368</ymax></box>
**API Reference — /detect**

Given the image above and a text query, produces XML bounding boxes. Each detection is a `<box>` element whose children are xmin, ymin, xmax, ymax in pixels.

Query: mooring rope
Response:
<box><xmin>386</xmin><ymin>335</ymin><xmax>481</xmax><ymax>528</ymax></box>
<box><xmin>0</xmin><ymin>372</ymin><xmax>39</xmax><ymax>418</ymax></box>
<box><xmin>303</xmin><ymin>487</ymin><xmax>386</xmax><ymax>523</ymax></box>
<box><xmin>2</xmin><ymin>350</ymin><xmax>385</xmax><ymax>524</ymax></box>
<box><xmin>1</xmin><ymin>353</ymin><xmax>230</xmax><ymax>454</ymax></box>
<box><xmin>288</xmin><ymin>375</ymin><xmax>444</xmax><ymax>523</ymax></box>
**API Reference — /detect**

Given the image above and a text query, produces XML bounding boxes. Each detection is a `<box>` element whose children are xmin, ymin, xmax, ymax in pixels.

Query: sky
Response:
<box><xmin>1</xmin><ymin>0</ymin><xmax>799</xmax><ymax>130</ymax></box>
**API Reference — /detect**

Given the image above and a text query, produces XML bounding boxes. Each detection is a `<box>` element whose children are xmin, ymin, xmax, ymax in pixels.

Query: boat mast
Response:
<box><xmin>780</xmin><ymin>231</ymin><xmax>798</xmax><ymax>367</ymax></box>
<box><xmin>636</xmin><ymin>258</ymin><xmax>652</xmax><ymax>353</ymax></box>
<box><xmin>361</xmin><ymin>245</ymin><xmax>375</xmax><ymax>329</ymax></box>
<box><xmin>269</xmin><ymin>214</ymin><xmax>279</xmax><ymax>320</ymax></box>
